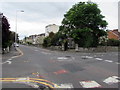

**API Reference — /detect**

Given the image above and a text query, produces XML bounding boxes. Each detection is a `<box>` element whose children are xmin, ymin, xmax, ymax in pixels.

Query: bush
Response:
<box><xmin>43</xmin><ymin>37</ymin><xmax>51</xmax><ymax>47</ymax></box>
<box><xmin>107</xmin><ymin>39</ymin><xmax>120</xmax><ymax>46</ymax></box>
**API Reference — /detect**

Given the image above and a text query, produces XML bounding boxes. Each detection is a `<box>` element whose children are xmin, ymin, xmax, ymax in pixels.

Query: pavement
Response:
<box><xmin>2</xmin><ymin>46</ymin><xmax>20</xmax><ymax>62</ymax></box>
<box><xmin>1</xmin><ymin>45</ymin><xmax>120</xmax><ymax>89</ymax></box>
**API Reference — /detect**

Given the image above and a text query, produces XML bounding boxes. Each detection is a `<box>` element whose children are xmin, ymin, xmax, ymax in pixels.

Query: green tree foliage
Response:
<box><xmin>43</xmin><ymin>36</ymin><xmax>51</xmax><ymax>47</ymax></box>
<box><xmin>2</xmin><ymin>14</ymin><xmax>16</xmax><ymax>48</ymax></box>
<box><xmin>107</xmin><ymin>39</ymin><xmax>120</xmax><ymax>46</ymax></box>
<box><xmin>60</xmin><ymin>2</ymin><xmax>108</xmax><ymax>47</ymax></box>
<box><xmin>2</xmin><ymin>15</ymin><xmax>11</xmax><ymax>48</ymax></box>
<box><xmin>51</xmin><ymin>32</ymin><xmax>64</xmax><ymax>46</ymax></box>
<box><xmin>43</xmin><ymin>32</ymin><xmax>55</xmax><ymax>47</ymax></box>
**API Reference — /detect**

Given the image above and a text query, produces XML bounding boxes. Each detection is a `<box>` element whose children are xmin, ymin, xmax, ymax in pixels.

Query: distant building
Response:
<box><xmin>36</xmin><ymin>33</ymin><xmax>45</xmax><ymax>45</ymax></box>
<box><xmin>45</xmin><ymin>24</ymin><xmax>59</xmax><ymax>37</ymax></box>
<box><xmin>107</xmin><ymin>29</ymin><xmax>120</xmax><ymax>40</ymax></box>
<box><xmin>23</xmin><ymin>33</ymin><xmax>45</xmax><ymax>45</ymax></box>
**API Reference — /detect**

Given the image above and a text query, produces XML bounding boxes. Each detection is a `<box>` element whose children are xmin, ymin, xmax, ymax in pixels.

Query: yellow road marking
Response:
<box><xmin>0</xmin><ymin>78</ymin><xmax>59</xmax><ymax>88</ymax></box>
<box><xmin>0</xmin><ymin>79</ymin><xmax>56</xmax><ymax>89</ymax></box>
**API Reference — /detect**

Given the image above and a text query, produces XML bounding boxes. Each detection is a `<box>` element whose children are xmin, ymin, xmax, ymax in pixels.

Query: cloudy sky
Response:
<box><xmin>0</xmin><ymin>0</ymin><xmax>119</xmax><ymax>40</ymax></box>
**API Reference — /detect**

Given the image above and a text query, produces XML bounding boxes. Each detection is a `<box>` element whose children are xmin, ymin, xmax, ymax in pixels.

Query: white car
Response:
<box><xmin>14</xmin><ymin>43</ymin><xmax>19</xmax><ymax>47</ymax></box>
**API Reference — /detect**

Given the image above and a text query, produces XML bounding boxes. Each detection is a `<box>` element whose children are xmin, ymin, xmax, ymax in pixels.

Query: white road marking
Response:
<box><xmin>16</xmin><ymin>78</ymin><xmax>27</xmax><ymax>81</ymax></box>
<box><xmin>104</xmin><ymin>60</ymin><xmax>113</xmax><ymax>63</ymax></box>
<box><xmin>34</xmin><ymin>50</ymin><xmax>38</xmax><ymax>51</ymax></box>
<box><xmin>6</xmin><ymin>61</ymin><xmax>12</xmax><ymax>64</ymax></box>
<box><xmin>8</xmin><ymin>58</ymin><xmax>12</xmax><ymax>60</ymax></box>
<box><xmin>27</xmin><ymin>77</ymin><xmax>30</xmax><ymax>83</ymax></box>
<box><xmin>2</xmin><ymin>60</ymin><xmax>12</xmax><ymax>64</ymax></box>
<box><xmin>15</xmin><ymin>77</ymin><xmax>30</xmax><ymax>83</ymax></box>
<box><xmin>26</xmin><ymin>83</ymin><xmax>39</xmax><ymax>88</ymax></box>
<box><xmin>115</xmin><ymin>62</ymin><xmax>120</xmax><ymax>64</ymax></box>
<box><xmin>57</xmin><ymin>57</ymin><xmax>68</xmax><ymax>60</ymax></box>
<box><xmin>58</xmin><ymin>83</ymin><xmax>73</xmax><ymax>88</ymax></box>
<box><xmin>81</xmin><ymin>56</ymin><xmax>93</xmax><ymax>59</ymax></box>
<box><xmin>2</xmin><ymin>61</ymin><xmax>7</xmax><ymax>64</ymax></box>
<box><xmin>79</xmin><ymin>81</ymin><xmax>101</xmax><ymax>88</ymax></box>
<box><xmin>103</xmin><ymin>76</ymin><xmax>120</xmax><ymax>85</ymax></box>
<box><xmin>112</xmin><ymin>76</ymin><xmax>119</xmax><ymax>79</ymax></box>
<box><xmin>95</xmin><ymin>58</ymin><xmax>103</xmax><ymax>61</ymax></box>
<box><xmin>41</xmin><ymin>52</ymin><xmax>51</xmax><ymax>55</ymax></box>
<box><xmin>11</xmin><ymin>57</ymin><xmax>15</xmax><ymax>59</ymax></box>
<box><xmin>11</xmin><ymin>56</ymin><xmax>17</xmax><ymax>59</ymax></box>
<box><xmin>57</xmin><ymin>59</ymin><xmax>72</xmax><ymax>62</ymax></box>
<box><xmin>86</xmin><ymin>56</ymin><xmax>93</xmax><ymax>59</ymax></box>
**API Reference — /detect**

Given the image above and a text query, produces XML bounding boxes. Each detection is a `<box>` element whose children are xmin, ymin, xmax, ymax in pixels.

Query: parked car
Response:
<box><xmin>14</xmin><ymin>43</ymin><xmax>19</xmax><ymax>47</ymax></box>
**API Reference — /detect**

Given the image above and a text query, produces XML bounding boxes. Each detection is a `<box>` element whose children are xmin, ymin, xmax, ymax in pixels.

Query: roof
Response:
<box><xmin>45</xmin><ymin>24</ymin><xmax>58</xmax><ymax>28</ymax></box>
<box><xmin>107</xmin><ymin>29</ymin><xmax>120</xmax><ymax>40</ymax></box>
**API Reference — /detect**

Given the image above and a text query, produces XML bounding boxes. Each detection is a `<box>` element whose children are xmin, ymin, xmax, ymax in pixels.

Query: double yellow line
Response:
<box><xmin>0</xmin><ymin>78</ymin><xmax>59</xmax><ymax>89</ymax></box>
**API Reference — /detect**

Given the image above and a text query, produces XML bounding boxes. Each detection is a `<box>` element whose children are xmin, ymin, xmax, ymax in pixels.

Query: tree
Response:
<box><xmin>107</xmin><ymin>39</ymin><xmax>120</xmax><ymax>46</ymax></box>
<box><xmin>2</xmin><ymin>14</ymin><xmax>16</xmax><ymax>49</ymax></box>
<box><xmin>2</xmin><ymin>15</ymin><xmax>11</xmax><ymax>48</ymax></box>
<box><xmin>60</xmin><ymin>2</ymin><xmax>108</xmax><ymax>47</ymax></box>
<box><xmin>43</xmin><ymin>36</ymin><xmax>51</xmax><ymax>47</ymax></box>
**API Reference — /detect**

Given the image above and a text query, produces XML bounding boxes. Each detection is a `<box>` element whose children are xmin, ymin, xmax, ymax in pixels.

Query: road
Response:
<box><xmin>2</xmin><ymin>45</ymin><xmax>119</xmax><ymax>89</ymax></box>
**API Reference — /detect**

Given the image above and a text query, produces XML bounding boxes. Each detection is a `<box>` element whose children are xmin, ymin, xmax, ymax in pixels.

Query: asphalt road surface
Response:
<box><xmin>2</xmin><ymin>45</ymin><xmax>120</xmax><ymax>89</ymax></box>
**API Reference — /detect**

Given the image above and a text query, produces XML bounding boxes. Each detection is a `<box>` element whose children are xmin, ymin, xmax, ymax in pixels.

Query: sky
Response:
<box><xmin>0</xmin><ymin>0</ymin><xmax>119</xmax><ymax>40</ymax></box>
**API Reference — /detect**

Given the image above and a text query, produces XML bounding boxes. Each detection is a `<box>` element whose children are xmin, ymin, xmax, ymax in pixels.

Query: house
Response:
<box><xmin>35</xmin><ymin>33</ymin><xmax>45</xmax><ymax>45</ymax></box>
<box><xmin>107</xmin><ymin>29</ymin><xmax>120</xmax><ymax>40</ymax></box>
<box><xmin>23</xmin><ymin>33</ymin><xmax>45</xmax><ymax>45</ymax></box>
<box><xmin>45</xmin><ymin>24</ymin><xmax>59</xmax><ymax>37</ymax></box>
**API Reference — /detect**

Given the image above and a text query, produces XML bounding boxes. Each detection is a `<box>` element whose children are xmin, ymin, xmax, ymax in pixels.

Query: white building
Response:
<box><xmin>45</xmin><ymin>24</ymin><xmax>59</xmax><ymax>37</ymax></box>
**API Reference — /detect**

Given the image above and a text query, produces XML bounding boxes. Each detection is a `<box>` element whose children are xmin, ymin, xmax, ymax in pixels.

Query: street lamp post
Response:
<box><xmin>15</xmin><ymin>10</ymin><xmax>24</xmax><ymax>44</ymax></box>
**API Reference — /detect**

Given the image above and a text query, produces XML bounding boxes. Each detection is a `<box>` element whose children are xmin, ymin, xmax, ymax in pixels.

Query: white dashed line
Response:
<box><xmin>81</xmin><ymin>56</ymin><xmax>93</xmax><ymax>59</ymax></box>
<box><xmin>86</xmin><ymin>56</ymin><xmax>93</xmax><ymax>59</ymax></box>
<box><xmin>8</xmin><ymin>58</ymin><xmax>12</xmax><ymax>60</ymax></box>
<box><xmin>58</xmin><ymin>83</ymin><xmax>74</xmax><ymax>88</ymax></box>
<box><xmin>104</xmin><ymin>60</ymin><xmax>113</xmax><ymax>63</ymax></box>
<box><xmin>95</xmin><ymin>58</ymin><xmax>103</xmax><ymax>61</ymax></box>
<box><xmin>34</xmin><ymin>50</ymin><xmax>38</xmax><ymax>51</ymax></box>
<box><xmin>57</xmin><ymin>57</ymin><xmax>68</xmax><ymax>60</ymax></box>
<box><xmin>79</xmin><ymin>81</ymin><xmax>101</xmax><ymax>88</ymax></box>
